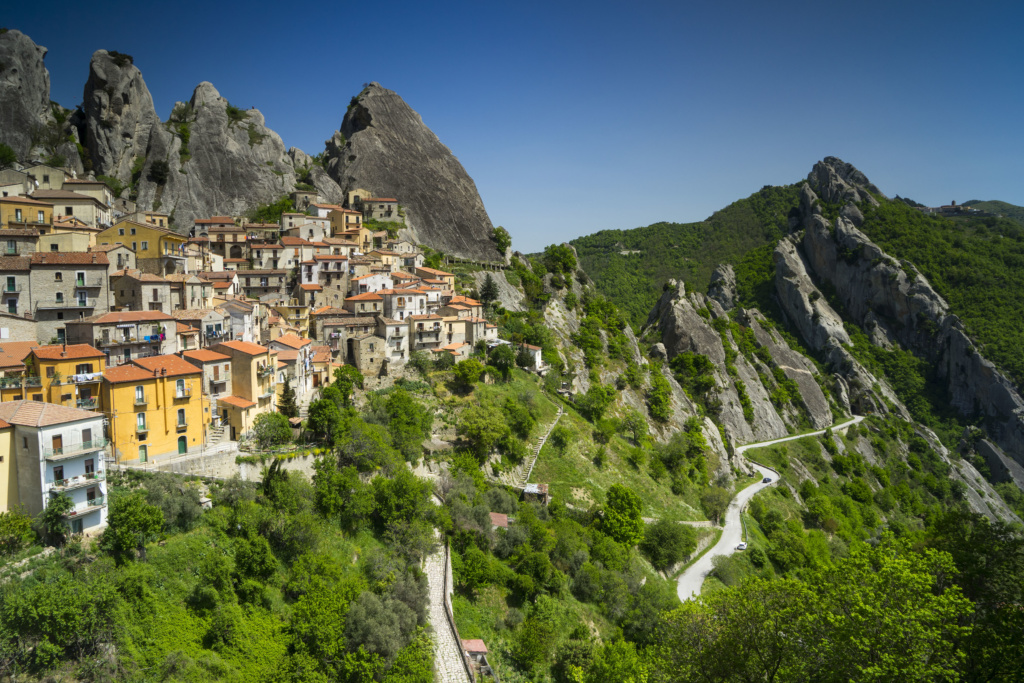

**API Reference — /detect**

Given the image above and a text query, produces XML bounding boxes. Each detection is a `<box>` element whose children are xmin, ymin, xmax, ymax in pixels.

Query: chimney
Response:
<box><xmin>153</xmin><ymin>368</ymin><xmax>158</xmax><ymax>376</ymax></box>
<box><xmin>92</xmin><ymin>253</ymin><xmax>97</xmax><ymax>263</ymax></box>
<box><xmin>161</xmin><ymin>368</ymin><xmax>167</xmax><ymax>375</ymax></box>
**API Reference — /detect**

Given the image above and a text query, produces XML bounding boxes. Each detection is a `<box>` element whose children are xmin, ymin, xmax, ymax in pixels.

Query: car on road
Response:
<box><xmin>762</xmin><ymin>477</ymin><xmax>772</xmax><ymax>483</ymax></box>
<box><xmin>737</xmin><ymin>542</ymin><xmax>747</xmax><ymax>550</ymax></box>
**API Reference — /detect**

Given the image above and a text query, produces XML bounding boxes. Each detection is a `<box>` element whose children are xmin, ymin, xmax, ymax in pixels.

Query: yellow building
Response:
<box><xmin>209</xmin><ymin>341</ymin><xmax>277</xmax><ymax>441</ymax></box>
<box><xmin>0</xmin><ymin>419</ymin><xmax>15</xmax><ymax>512</ymax></box>
<box><xmin>0</xmin><ymin>196</ymin><xmax>53</xmax><ymax>230</ymax></box>
<box><xmin>102</xmin><ymin>354</ymin><xmax>206</xmax><ymax>464</ymax></box>
<box><xmin>0</xmin><ymin>342</ymin><xmax>40</xmax><ymax>404</ymax></box>
<box><xmin>96</xmin><ymin>220</ymin><xmax>188</xmax><ymax>275</ymax></box>
<box><xmin>26</xmin><ymin>344</ymin><xmax>107</xmax><ymax>411</ymax></box>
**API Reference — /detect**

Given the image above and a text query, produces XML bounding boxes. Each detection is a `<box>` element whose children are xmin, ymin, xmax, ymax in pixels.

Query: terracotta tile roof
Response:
<box><xmin>391</xmin><ymin>271</ymin><xmax>418</xmax><ymax>279</ymax></box>
<box><xmin>489</xmin><ymin>512</ymin><xmax>508</xmax><ymax>527</ymax></box>
<box><xmin>31</xmin><ymin>344</ymin><xmax>104</xmax><ymax>360</ymax></box>
<box><xmin>451</xmin><ymin>296</ymin><xmax>482</xmax><ymax>306</ymax></box>
<box><xmin>0</xmin><ymin>341</ymin><xmax>39</xmax><ymax>370</ymax></box>
<box><xmin>234</xmin><ymin>269</ymin><xmax>287</xmax><ymax>276</ymax></box>
<box><xmin>183</xmin><ymin>349</ymin><xmax>231</xmax><ymax>363</ymax></box>
<box><xmin>0</xmin><ymin>418</ymin><xmax>9</xmax><ymax>429</ymax></box>
<box><xmin>132</xmin><ymin>354</ymin><xmax>202</xmax><ymax>378</ymax></box>
<box><xmin>254</xmin><ymin>243</ymin><xmax>284</xmax><ymax>249</ymax></box>
<box><xmin>212</xmin><ymin>282</ymin><xmax>232</xmax><ymax>289</ymax></box>
<box><xmin>85</xmin><ymin>310</ymin><xmax>173</xmax><ymax>324</ymax></box>
<box><xmin>520</xmin><ymin>343</ymin><xmax>541</xmax><ymax>350</ymax></box>
<box><xmin>169</xmin><ymin>309</ymin><xmax>217</xmax><ymax>320</ymax></box>
<box><xmin>176</xmin><ymin>323</ymin><xmax>199</xmax><ymax>335</ymax></box>
<box><xmin>0</xmin><ymin>400</ymin><xmax>103</xmax><ymax>426</ymax></box>
<box><xmin>214</xmin><ymin>340</ymin><xmax>272</xmax><ymax>356</ymax></box>
<box><xmin>224</xmin><ymin>258</ymin><xmax>248</xmax><ymax>263</ymax></box>
<box><xmin>281</xmin><ymin>236</ymin><xmax>313</xmax><ymax>246</ymax></box>
<box><xmin>103</xmin><ymin>364</ymin><xmax>158</xmax><ymax>383</ymax></box>
<box><xmin>275</xmin><ymin>349</ymin><xmax>299</xmax><ymax>361</ymax></box>
<box><xmin>299</xmin><ymin>284</ymin><xmax>323</xmax><ymax>291</ymax></box>
<box><xmin>327</xmin><ymin>316</ymin><xmax>376</xmax><ymax>327</ymax></box>
<box><xmin>365</xmin><ymin>197</ymin><xmax>398</xmax><ymax>202</ymax></box>
<box><xmin>219</xmin><ymin>395</ymin><xmax>257</xmax><ymax>409</ymax></box>
<box><xmin>442</xmin><ymin>342</ymin><xmax>468</xmax><ymax>351</ymax></box>
<box><xmin>462</xmin><ymin>639</ymin><xmax>488</xmax><ymax>654</ymax></box>
<box><xmin>417</xmin><ymin>267</ymin><xmax>455</xmax><ymax>277</ymax></box>
<box><xmin>89</xmin><ymin>243</ymin><xmax>133</xmax><ymax>253</ymax></box>
<box><xmin>0</xmin><ymin>256</ymin><xmax>30</xmax><ymax>271</ymax></box>
<box><xmin>346</xmin><ymin>292</ymin><xmax>382</xmax><ymax>301</ymax></box>
<box><xmin>351</xmin><ymin>274</ymin><xmax>387</xmax><ymax>281</ymax></box>
<box><xmin>29</xmin><ymin>252</ymin><xmax>109</xmax><ymax>266</ymax></box>
<box><xmin>409</xmin><ymin>314</ymin><xmax>442</xmax><ymax>320</ymax></box>
<box><xmin>311</xmin><ymin>346</ymin><xmax>332</xmax><ymax>363</ymax></box>
<box><xmin>272</xmin><ymin>333</ymin><xmax>311</xmax><ymax>349</ymax></box>
<box><xmin>276</xmin><ymin>360</ymin><xmax>287</xmax><ymax>369</ymax></box>
<box><xmin>0</xmin><ymin>228</ymin><xmax>40</xmax><ymax>237</ymax></box>
<box><xmin>312</xmin><ymin>306</ymin><xmax>349</xmax><ymax>316</ymax></box>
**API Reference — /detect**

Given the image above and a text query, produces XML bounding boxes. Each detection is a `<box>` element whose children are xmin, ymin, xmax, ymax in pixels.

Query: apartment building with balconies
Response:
<box><xmin>64</xmin><ymin>310</ymin><xmax>176</xmax><ymax>367</ymax></box>
<box><xmin>111</xmin><ymin>270</ymin><xmax>173</xmax><ymax>313</ymax></box>
<box><xmin>0</xmin><ymin>401</ymin><xmax>108</xmax><ymax>533</ymax></box>
<box><xmin>208</xmin><ymin>340</ymin><xmax>278</xmax><ymax>441</ymax></box>
<box><xmin>28</xmin><ymin>252</ymin><xmax>111</xmax><ymax>345</ymax></box>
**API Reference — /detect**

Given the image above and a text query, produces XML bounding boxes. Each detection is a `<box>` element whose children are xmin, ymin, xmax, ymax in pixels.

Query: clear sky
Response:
<box><xmin>6</xmin><ymin>0</ymin><xmax>1024</xmax><ymax>252</ymax></box>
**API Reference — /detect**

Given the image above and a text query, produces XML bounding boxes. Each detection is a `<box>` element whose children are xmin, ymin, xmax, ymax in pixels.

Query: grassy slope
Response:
<box><xmin>571</xmin><ymin>184</ymin><xmax>801</xmax><ymax>328</ymax></box>
<box><xmin>963</xmin><ymin>199</ymin><xmax>1024</xmax><ymax>226</ymax></box>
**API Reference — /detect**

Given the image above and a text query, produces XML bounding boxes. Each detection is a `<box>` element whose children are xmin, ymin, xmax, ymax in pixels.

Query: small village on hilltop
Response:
<box><xmin>0</xmin><ymin>161</ymin><xmax>525</xmax><ymax>539</ymax></box>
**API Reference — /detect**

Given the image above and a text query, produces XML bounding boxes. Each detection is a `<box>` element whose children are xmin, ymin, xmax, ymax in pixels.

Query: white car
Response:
<box><xmin>737</xmin><ymin>542</ymin><xmax>748</xmax><ymax>550</ymax></box>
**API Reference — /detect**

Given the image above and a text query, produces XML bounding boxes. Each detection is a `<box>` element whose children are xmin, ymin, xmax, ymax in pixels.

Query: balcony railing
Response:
<box><xmin>134</xmin><ymin>395</ymin><xmax>148</xmax><ymax>406</ymax></box>
<box><xmin>43</xmin><ymin>438</ymin><xmax>108</xmax><ymax>460</ymax></box>
<box><xmin>175</xmin><ymin>387</ymin><xmax>192</xmax><ymax>399</ymax></box>
<box><xmin>136</xmin><ymin>424</ymin><xmax>149</xmax><ymax>434</ymax></box>
<box><xmin>3</xmin><ymin>283</ymin><xmax>22</xmax><ymax>293</ymax></box>
<box><xmin>76</xmin><ymin>397</ymin><xmax>98</xmax><ymax>409</ymax></box>
<box><xmin>51</xmin><ymin>471</ymin><xmax>106</xmax><ymax>491</ymax></box>
<box><xmin>257</xmin><ymin>366</ymin><xmax>274</xmax><ymax>378</ymax></box>
<box><xmin>176</xmin><ymin>422</ymin><xmax>188</xmax><ymax>431</ymax></box>
<box><xmin>63</xmin><ymin>496</ymin><xmax>107</xmax><ymax>517</ymax></box>
<box><xmin>70</xmin><ymin>373</ymin><xmax>102</xmax><ymax>384</ymax></box>
<box><xmin>23</xmin><ymin>376</ymin><xmax>41</xmax><ymax>387</ymax></box>
<box><xmin>0</xmin><ymin>376</ymin><xmax>24</xmax><ymax>389</ymax></box>
<box><xmin>37</xmin><ymin>298</ymin><xmax>97</xmax><ymax>310</ymax></box>
<box><xmin>3</xmin><ymin>248</ymin><xmax>16</xmax><ymax>256</ymax></box>
<box><xmin>74</xmin><ymin>278</ymin><xmax>103</xmax><ymax>288</ymax></box>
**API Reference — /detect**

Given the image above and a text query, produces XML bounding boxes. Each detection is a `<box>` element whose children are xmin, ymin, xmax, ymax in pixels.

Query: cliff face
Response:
<box><xmin>0</xmin><ymin>30</ymin><xmax>54</xmax><ymax>159</ymax></box>
<box><xmin>785</xmin><ymin>157</ymin><xmax>1024</xmax><ymax>471</ymax></box>
<box><xmin>324</xmin><ymin>83</ymin><xmax>498</xmax><ymax>260</ymax></box>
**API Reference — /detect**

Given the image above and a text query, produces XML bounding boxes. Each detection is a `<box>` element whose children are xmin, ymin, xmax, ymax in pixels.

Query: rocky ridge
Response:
<box><xmin>0</xmin><ymin>30</ymin><xmax>53</xmax><ymax>159</ymax></box>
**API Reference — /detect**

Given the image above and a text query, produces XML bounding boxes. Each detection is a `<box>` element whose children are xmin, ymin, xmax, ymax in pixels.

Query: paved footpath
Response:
<box><xmin>676</xmin><ymin>416</ymin><xmax>864</xmax><ymax>601</ymax></box>
<box><xmin>425</xmin><ymin>498</ymin><xmax>471</xmax><ymax>683</ymax></box>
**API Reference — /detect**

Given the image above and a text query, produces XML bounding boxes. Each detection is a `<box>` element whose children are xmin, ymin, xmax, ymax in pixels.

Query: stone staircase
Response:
<box><xmin>207</xmin><ymin>424</ymin><xmax>226</xmax><ymax>446</ymax></box>
<box><xmin>500</xmin><ymin>405</ymin><xmax>564</xmax><ymax>489</ymax></box>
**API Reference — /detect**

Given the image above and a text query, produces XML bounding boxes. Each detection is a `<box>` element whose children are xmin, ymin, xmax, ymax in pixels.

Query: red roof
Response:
<box><xmin>346</xmin><ymin>292</ymin><xmax>383</xmax><ymax>301</ymax></box>
<box><xmin>132</xmin><ymin>354</ymin><xmax>202</xmax><ymax>378</ymax></box>
<box><xmin>0</xmin><ymin>341</ymin><xmax>38</xmax><ymax>370</ymax></box>
<box><xmin>299</xmin><ymin>284</ymin><xmax>323</xmax><ymax>291</ymax></box>
<box><xmin>281</xmin><ymin>236</ymin><xmax>313</xmax><ymax>246</ymax></box>
<box><xmin>272</xmin><ymin>333</ymin><xmax>312</xmax><ymax>349</ymax></box>
<box><xmin>489</xmin><ymin>512</ymin><xmax>508</xmax><ymax>528</ymax></box>
<box><xmin>462</xmin><ymin>639</ymin><xmax>488</xmax><ymax>654</ymax></box>
<box><xmin>30</xmin><ymin>252</ymin><xmax>109</xmax><ymax>266</ymax></box>
<box><xmin>31</xmin><ymin>344</ymin><xmax>104</xmax><ymax>361</ymax></box>
<box><xmin>220</xmin><ymin>395</ymin><xmax>257</xmax><ymax>409</ymax></box>
<box><xmin>104</xmin><ymin>364</ymin><xmax>159</xmax><ymax>383</ymax></box>
<box><xmin>182</xmin><ymin>349</ymin><xmax>230</xmax><ymax>363</ymax></box>
<box><xmin>86</xmin><ymin>310</ymin><xmax>173</xmax><ymax>324</ymax></box>
<box><xmin>214</xmin><ymin>340</ymin><xmax>272</xmax><ymax>356</ymax></box>
<box><xmin>366</xmin><ymin>197</ymin><xmax>398</xmax><ymax>202</ymax></box>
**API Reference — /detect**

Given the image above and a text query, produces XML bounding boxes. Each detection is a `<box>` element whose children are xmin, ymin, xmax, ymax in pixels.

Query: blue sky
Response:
<box><xmin>7</xmin><ymin>0</ymin><xmax>1024</xmax><ymax>252</ymax></box>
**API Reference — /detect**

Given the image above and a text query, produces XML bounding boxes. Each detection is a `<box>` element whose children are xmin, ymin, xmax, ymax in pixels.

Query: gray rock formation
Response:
<box><xmin>134</xmin><ymin>82</ymin><xmax>298</xmax><ymax>228</ymax></box>
<box><xmin>0</xmin><ymin>30</ymin><xmax>52</xmax><ymax>159</ymax></box>
<box><xmin>707</xmin><ymin>264</ymin><xmax>737</xmax><ymax>310</ymax></box>
<box><xmin>807</xmin><ymin>156</ymin><xmax>882</xmax><ymax>206</ymax></box>
<box><xmin>287</xmin><ymin>147</ymin><xmax>345</xmax><ymax>205</ymax></box>
<box><xmin>773</xmin><ymin>236</ymin><xmax>850</xmax><ymax>351</ymax></box>
<box><xmin>80</xmin><ymin>50</ymin><xmax>161</xmax><ymax>184</ymax></box>
<box><xmin>324</xmin><ymin>83</ymin><xmax>497</xmax><ymax>260</ymax></box>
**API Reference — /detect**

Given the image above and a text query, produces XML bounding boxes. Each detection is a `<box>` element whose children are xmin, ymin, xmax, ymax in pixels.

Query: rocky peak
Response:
<box><xmin>807</xmin><ymin>156</ymin><xmax>883</xmax><ymax>206</ymax></box>
<box><xmin>325</xmin><ymin>82</ymin><xmax>498</xmax><ymax>261</ymax></box>
<box><xmin>0</xmin><ymin>29</ymin><xmax>54</xmax><ymax>159</ymax></box>
<box><xmin>81</xmin><ymin>49</ymin><xmax>161</xmax><ymax>183</ymax></box>
<box><xmin>707</xmin><ymin>264</ymin><xmax>737</xmax><ymax>310</ymax></box>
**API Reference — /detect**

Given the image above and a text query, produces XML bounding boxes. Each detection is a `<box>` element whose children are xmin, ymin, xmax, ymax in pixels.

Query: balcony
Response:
<box><xmin>74</xmin><ymin>277</ymin><xmax>103</xmax><ymax>288</ymax></box>
<box><xmin>51</xmin><ymin>471</ymin><xmax>106</xmax><ymax>492</ymax></box>
<box><xmin>43</xmin><ymin>438</ymin><xmax>109</xmax><ymax>461</ymax></box>
<box><xmin>136</xmin><ymin>424</ymin><xmax>149</xmax><ymax>435</ymax></box>
<box><xmin>0</xmin><ymin>376</ymin><xmax>24</xmax><ymax>389</ymax></box>
<box><xmin>257</xmin><ymin>365</ymin><xmax>274</xmax><ymax>378</ymax></box>
<box><xmin>23</xmin><ymin>376</ymin><xmax>41</xmax><ymax>388</ymax></box>
<box><xmin>36</xmin><ymin>298</ymin><xmax>97</xmax><ymax>310</ymax></box>
<box><xmin>174</xmin><ymin>387</ymin><xmax>192</xmax><ymax>399</ymax></box>
<box><xmin>63</xmin><ymin>496</ymin><xmax>107</xmax><ymax>517</ymax></box>
<box><xmin>76</xmin><ymin>397</ymin><xmax>98</xmax><ymax>409</ymax></box>
<box><xmin>3</xmin><ymin>248</ymin><xmax>16</xmax><ymax>256</ymax></box>
<box><xmin>3</xmin><ymin>283</ymin><xmax>22</xmax><ymax>293</ymax></box>
<box><xmin>134</xmin><ymin>395</ymin><xmax>148</xmax><ymax>406</ymax></box>
<box><xmin>258</xmin><ymin>389</ymin><xmax>276</xmax><ymax>399</ymax></box>
<box><xmin>70</xmin><ymin>373</ymin><xmax>102</xmax><ymax>384</ymax></box>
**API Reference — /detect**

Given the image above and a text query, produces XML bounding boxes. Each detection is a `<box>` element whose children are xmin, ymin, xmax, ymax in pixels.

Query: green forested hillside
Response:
<box><xmin>963</xmin><ymin>199</ymin><xmax>1024</xmax><ymax>227</ymax></box>
<box><xmin>571</xmin><ymin>185</ymin><xmax>801</xmax><ymax>327</ymax></box>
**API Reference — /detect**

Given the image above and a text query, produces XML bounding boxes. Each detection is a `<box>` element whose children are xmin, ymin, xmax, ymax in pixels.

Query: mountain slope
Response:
<box><xmin>571</xmin><ymin>184</ymin><xmax>801</xmax><ymax>327</ymax></box>
<box><xmin>963</xmin><ymin>199</ymin><xmax>1024</xmax><ymax>226</ymax></box>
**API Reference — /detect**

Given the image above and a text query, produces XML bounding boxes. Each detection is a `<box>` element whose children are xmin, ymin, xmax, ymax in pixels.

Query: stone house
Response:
<box><xmin>164</xmin><ymin>274</ymin><xmax>213</xmax><ymax>310</ymax></box>
<box><xmin>170</xmin><ymin>309</ymin><xmax>228</xmax><ymax>347</ymax></box>
<box><xmin>351</xmin><ymin>334</ymin><xmax>387</xmax><ymax>376</ymax></box>
<box><xmin>237</xmin><ymin>270</ymin><xmax>288</xmax><ymax>299</ymax></box>
<box><xmin>283</xmin><ymin>220</ymin><xmax>330</xmax><ymax>243</ymax></box>
<box><xmin>1</xmin><ymin>228</ymin><xmax>40</xmax><ymax>257</ymax></box>
<box><xmin>60</xmin><ymin>179</ymin><xmax>115</xmax><ymax>210</ymax></box>
<box><xmin>29</xmin><ymin>252</ymin><xmax>112</xmax><ymax>345</ymax></box>
<box><xmin>414</xmin><ymin>266</ymin><xmax>456</xmax><ymax>288</ymax></box>
<box><xmin>192</xmin><ymin>216</ymin><xmax>235</xmax><ymax>237</ymax></box>
<box><xmin>409</xmin><ymin>314</ymin><xmax>444</xmax><ymax>352</ymax></box>
<box><xmin>359</xmin><ymin>197</ymin><xmax>402</xmax><ymax>223</ymax></box>
<box><xmin>111</xmin><ymin>270</ymin><xmax>173</xmax><ymax>313</ymax></box>
<box><xmin>327</xmin><ymin>207</ymin><xmax>363</xmax><ymax>233</ymax></box>
<box><xmin>0</xmin><ymin>312</ymin><xmax>37</xmax><ymax>345</ymax></box>
<box><xmin>279</xmin><ymin>212</ymin><xmax>309</xmax><ymax>232</ymax></box>
<box><xmin>65</xmin><ymin>310</ymin><xmax>176</xmax><ymax>366</ymax></box>
<box><xmin>0</xmin><ymin>168</ymin><xmax>34</xmax><ymax>197</ymax></box>
<box><xmin>89</xmin><ymin>243</ymin><xmax>136</xmax><ymax>274</ymax></box>
<box><xmin>0</xmin><ymin>256</ymin><xmax>30</xmax><ymax>318</ymax></box>
<box><xmin>281</xmin><ymin>236</ymin><xmax>316</xmax><ymax>268</ymax></box>
<box><xmin>251</xmin><ymin>243</ymin><xmax>284</xmax><ymax>270</ymax></box>
<box><xmin>31</xmin><ymin>189</ymin><xmax>111</xmax><ymax>228</ymax></box>
<box><xmin>376</xmin><ymin>317</ymin><xmax>409</xmax><ymax>365</ymax></box>
<box><xmin>344</xmin><ymin>292</ymin><xmax>383</xmax><ymax>316</ymax></box>
<box><xmin>380</xmin><ymin>288</ymin><xmax>428</xmax><ymax>320</ymax></box>
<box><xmin>288</xmin><ymin>189</ymin><xmax>319</xmax><ymax>212</ymax></box>
<box><xmin>243</xmin><ymin>222</ymin><xmax>280</xmax><ymax>243</ymax></box>
<box><xmin>207</xmin><ymin>225</ymin><xmax>247</xmax><ymax>260</ymax></box>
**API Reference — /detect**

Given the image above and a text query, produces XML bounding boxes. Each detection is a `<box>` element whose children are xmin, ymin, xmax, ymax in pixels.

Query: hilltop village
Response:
<box><xmin>0</xmin><ymin>162</ymin><xmax>524</xmax><ymax>535</ymax></box>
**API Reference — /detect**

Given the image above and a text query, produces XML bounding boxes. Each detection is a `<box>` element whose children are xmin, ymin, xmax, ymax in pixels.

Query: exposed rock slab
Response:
<box><xmin>325</xmin><ymin>83</ymin><xmax>497</xmax><ymax>260</ymax></box>
<box><xmin>0</xmin><ymin>30</ymin><xmax>52</xmax><ymax>159</ymax></box>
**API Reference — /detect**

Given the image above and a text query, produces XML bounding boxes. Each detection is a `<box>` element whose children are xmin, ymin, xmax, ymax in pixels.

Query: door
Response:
<box><xmin>178</xmin><ymin>436</ymin><xmax>187</xmax><ymax>454</ymax></box>
<box><xmin>51</xmin><ymin>435</ymin><xmax>63</xmax><ymax>455</ymax></box>
<box><xmin>71</xmin><ymin>518</ymin><xmax>83</xmax><ymax>535</ymax></box>
<box><xmin>138</xmin><ymin>445</ymin><xmax>147</xmax><ymax>463</ymax></box>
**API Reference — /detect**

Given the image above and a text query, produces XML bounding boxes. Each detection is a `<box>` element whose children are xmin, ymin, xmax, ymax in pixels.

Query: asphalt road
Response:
<box><xmin>675</xmin><ymin>415</ymin><xmax>865</xmax><ymax>601</ymax></box>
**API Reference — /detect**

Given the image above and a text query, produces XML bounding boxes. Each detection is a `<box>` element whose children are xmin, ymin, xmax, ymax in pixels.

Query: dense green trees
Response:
<box><xmin>277</xmin><ymin>378</ymin><xmax>298</xmax><ymax>417</ymax></box>
<box><xmin>250</xmin><ymin>412</ymin><xmax>292</xmax><ymax>450</ymax></box>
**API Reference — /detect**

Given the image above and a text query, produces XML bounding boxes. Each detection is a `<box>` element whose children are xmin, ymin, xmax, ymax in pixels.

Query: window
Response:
<box><xmin>46</xmin><ymin>366</ymin><xmax>55</xmax><ymax>378</ymax></box>
<box><xmin>14</xmin><ymin>209</ymin><xmax>22</xmax><ymax>221</ymax></box>
<box><xmin>37</xmin><ymin>211</ymin><xmax>44</xmax><ymax>222</ymax></box>
<box><xmin>54</xmin><ymin>272</ymin><xmax>62</xmax><ymax>282</ymax></box>
<box><xmin>75</xmin><ymin>363</ymin><xmax>93</xmax><ymax>374</ymax></box>
<box><xmin>132</xmin><ymin>242</ymin><xmax>137</xmax><ymax>251</ymax></box>
<box><xmin>177</xmin><ymin>408</ymin><xmax>186</xmax><ymax>426</ymax></box>
<box><xmin>64</xmin><ymin>206</ymin><xmax>72</xmax><ymax>215</ymax></box>
<box><xmin>82</xmin><ymin>428</ymin><xmax>91</xmax><ymax>443</ymax></box>
<box><xmin>130</xmin><ymin>228</ymin><xmax>136</xmax><ymax>235</ymax></box>
<box><xmin>53</xmin><ymin>465</ymin><xmax>63</xmax><ymax>482</ymax></box>
<box><xmin>43</xmin><ymin>174</ymin><xmax>49</xmax><ymax>183</ymax></box>
<box><xmin>84</xmin><ymin>458</ymin><xmax>94</xmax><ymax>475</ymax></box>
<box><xmin>76</xmin><ymin>271</ymin><xmax>85</xmax><ymax>286</ymax></box>
<box><xmin>135</xmin><ymin>385</ymin><xmax>144</xmax><ymax>402</ymax></box>
<box><xmin>56</xmin><ymin>312</ymin><xmax>64</xmax><ymax>320</ymax></box>
<box><xmin>176</xmin><ymin>379</ymin><xmax>185</xmax><ymax>396</ymax></box>
<box><xmin>50</xmin><ymin>243</ymin><xmax>58</xmax><ymax>252</ymax></box>
<box><xmin>137</xmin><ymin>413</ymin><xmax>146</xmax><ymax>430</ymax></box>
<box><xmin>118</xmin><ymin>228</ymin><xmax>125</xmax><ymax>236</ymax></box>
<box><xmin>141</xmin><ymin>241</ymin><xmax>148</xmax><ymax>251</ymax></box>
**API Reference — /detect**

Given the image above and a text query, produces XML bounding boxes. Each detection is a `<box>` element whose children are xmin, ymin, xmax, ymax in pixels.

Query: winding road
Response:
<box><xmin>675</xmin><ymin>415</ymin><xmax>865</xmax><ymax>601</ymax></box>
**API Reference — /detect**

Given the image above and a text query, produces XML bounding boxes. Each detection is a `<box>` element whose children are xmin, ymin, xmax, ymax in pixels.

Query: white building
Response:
<box><xmin>0</xmin><ymin>401</ymin><xmax>108</xmax><ymax>534</ymax></box>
